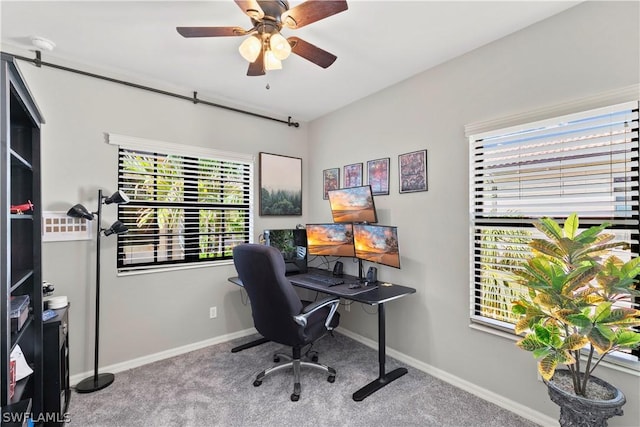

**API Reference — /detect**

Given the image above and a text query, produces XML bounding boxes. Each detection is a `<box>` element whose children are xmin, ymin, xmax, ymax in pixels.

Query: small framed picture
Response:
<box><xmin>343</xmin><ymin>163</ymin><xmax>363</xmax><ymax>188</ymax></box>
<box><xmin>398</xmin><ymin>149</ymin><xmax>427</xmax><ymax>193</ymax></box>
<box><xmin>367</xmin><ymin>158</ymin><xmax>390</xmax><ymax>196</ymax></box>
<box><xmin>323</xmin><ymin>168</ymin><xmax>340</xmax><ymax>200</ymax></box>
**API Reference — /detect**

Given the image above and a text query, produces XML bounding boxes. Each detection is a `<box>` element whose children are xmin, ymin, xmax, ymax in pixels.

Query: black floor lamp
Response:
<box><xmin>67</xmin><ymin>189</ymin><xmax>129</xmax><ymax>393</ymax></box>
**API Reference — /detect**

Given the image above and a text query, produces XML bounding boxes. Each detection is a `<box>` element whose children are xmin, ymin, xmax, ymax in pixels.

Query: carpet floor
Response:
<box><xmin>66</xmin><ymin>332</ymin><xmax>540</xmax><ymax>426</ymax></box>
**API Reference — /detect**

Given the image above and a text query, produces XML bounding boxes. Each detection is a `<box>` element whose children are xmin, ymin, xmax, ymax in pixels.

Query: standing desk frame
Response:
<box><xmin>228</xmin><ymin>267</ymin><xmax>416</xmax><ymax>401</ymax></box>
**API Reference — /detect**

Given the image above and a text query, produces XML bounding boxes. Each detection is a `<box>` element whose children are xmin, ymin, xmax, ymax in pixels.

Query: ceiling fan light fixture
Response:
<box><xmin>264</xmin><ymin>49</ymin><xmax>282</xmax><ymax>71</ymax></box>
<box><xmin>269</xmin><ymin>32</ymin><xmax>291</xmax><ymax>60</ymax></box>
<box><xmin>239</xmin><ymin>35</ymin><xmax>262</xmax><ymax>62</ymax></box>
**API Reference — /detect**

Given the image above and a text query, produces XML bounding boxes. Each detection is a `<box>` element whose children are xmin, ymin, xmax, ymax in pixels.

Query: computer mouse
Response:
<box><xmin>348</xmin><ymin>284</ymin><xmax>362</xmax><ymax>289</ymax></box>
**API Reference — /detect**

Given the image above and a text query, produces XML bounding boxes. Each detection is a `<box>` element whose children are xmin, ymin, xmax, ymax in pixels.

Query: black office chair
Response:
<box><xmin>232</xmin><ymin>243</ymin><xmax>340</xmax><ymax>401</ymax></box>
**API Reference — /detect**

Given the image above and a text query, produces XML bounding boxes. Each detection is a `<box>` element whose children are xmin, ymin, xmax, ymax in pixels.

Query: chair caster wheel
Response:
<box><xmin>311</xmin><ymin>354</ymin><xmax>319</xmax><ymax>362</ymax></box>
<box><xmin>327</xmin><ymin>375</ymin><xmax>335</xmax><ymax>383</ymax></box>
<box><xmin>291</xmin><ymin>393</ymin><xmax>300</xmax><ymax>402</ymax></box>
<box><xmin>253</xmin><ymin>380</ymin><xmax>262</xmax><ymax>387</ymax></box>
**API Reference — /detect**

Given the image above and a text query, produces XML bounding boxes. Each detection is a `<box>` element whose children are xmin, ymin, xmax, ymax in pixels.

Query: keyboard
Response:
<box><xmin>304</xmin><ymin>275</ymin><xmax>345</xmax><ymax>287</ymax></box>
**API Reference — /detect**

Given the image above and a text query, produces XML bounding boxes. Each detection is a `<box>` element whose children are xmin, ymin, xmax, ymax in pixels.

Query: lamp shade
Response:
<box><xmin>239</xmin><ymin>35</ymin><xmax>262</xmax><ymax>63</ymax></box>
<box><xmin>269</xmin><ymin>32</ymin><xmax>291</xmax><ymax>60</ymax></box>
<box><xmin>103</xmin><ymin>220</ymin><xmax>128</xmax><ymax>236</ymax></box>
<box><xmin>67</xmin><ymin>204</ymin><xmax>94</xmax><ymax>220</ymax></box>
<box><xmin>264</xmin><ymin>50</ymin><xmax>282</xmax><ymax>70</ymax></box>
<box><xmin>104</xmin><ymin>190</ymin><xmax>130</xmax><ymax>205</ymax></box>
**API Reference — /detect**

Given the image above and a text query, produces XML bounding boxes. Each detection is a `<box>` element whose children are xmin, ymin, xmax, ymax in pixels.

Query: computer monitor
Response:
<box><xmin>327</xmin><ymin>185</ymin><xmax>378</xmax><ymax>224</ymax></box>
<box><xmin>263</xmin><ymin>228</ymin><xmax>308</xmax><ymax>275</ymax></box>
<box><xmin>305</xmin><ymin>223</ymin><xmax>355</xmax><ymax>257</ymax></box>
<box><xmin>353</xmin><ymin>224</ymin><xmax>401</xmax><ymax>269</ymax></box>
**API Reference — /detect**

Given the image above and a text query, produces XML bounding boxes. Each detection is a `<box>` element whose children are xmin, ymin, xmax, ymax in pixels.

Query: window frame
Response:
<box><xmin>108</xmin><ymin>133</ymin><xmax>254</xmax><ymax>274</ymax></box>
<box><xmin>466</xmin><ymin>97</ymin><xmax>640</xmax><ymax>364</ymax></box>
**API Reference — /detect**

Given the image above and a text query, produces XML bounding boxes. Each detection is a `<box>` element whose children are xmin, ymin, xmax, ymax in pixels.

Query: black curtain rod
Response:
<box><xmin>4</xmin><ymin>50</ymin><xmax>300</xmax><ymax>128</ymax></box>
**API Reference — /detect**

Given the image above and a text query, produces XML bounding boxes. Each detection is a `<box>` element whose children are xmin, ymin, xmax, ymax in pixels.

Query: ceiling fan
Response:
<box><xmin>177</xmin><ymin>0</ymin><xmax>348</xmax><ymax>76</ymax></box>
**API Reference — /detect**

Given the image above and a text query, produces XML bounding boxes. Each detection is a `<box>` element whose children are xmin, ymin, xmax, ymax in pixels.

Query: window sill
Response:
<box><xmin>469</xmin><ymin>321</ymin><xmax>640</xmax><ymax>377</ymax></box>
<box><xmin>117</xmin><ymin>259</ymin><xmax>234</xmax><ymax>276</ymax></box>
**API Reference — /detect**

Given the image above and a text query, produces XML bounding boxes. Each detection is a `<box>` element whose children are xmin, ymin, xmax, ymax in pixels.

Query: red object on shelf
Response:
<box><xmin>10</xmin><ymin>200</ymin><xmax>33</xmax><ymax>214</ymax></box>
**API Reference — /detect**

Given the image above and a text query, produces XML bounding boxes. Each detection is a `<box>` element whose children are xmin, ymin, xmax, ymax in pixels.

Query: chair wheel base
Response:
<box><xmin>328</xmin><ymin>375</ymin><xmax>336</xmax><ymax>383</ymax></box>
<box><xmin>253</xmin><ymin>380</ymin><xmax>262</xmax><ymax>387</ymax></box>
<box><xmin>291</xmin><ymin>393</ymin><xmax>300</xmax><ymax>401</ymax></box>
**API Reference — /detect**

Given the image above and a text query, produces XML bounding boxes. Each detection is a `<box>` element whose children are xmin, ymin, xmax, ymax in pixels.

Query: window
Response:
<box><xmin>468</xmin><ymin>101</ymin><xmax>639</xmax><ymax>360</ymax></box>
<box><xmin>109</xmin><ymin>134</ymin><xmax>253</xmax><ymax>273</ymax></box>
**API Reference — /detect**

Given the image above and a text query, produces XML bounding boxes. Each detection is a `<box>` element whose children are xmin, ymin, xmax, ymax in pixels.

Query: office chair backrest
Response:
<box><xmin>233</xmin><ymin>244</ymin><xmax>304</xmax><ymax>346</ymax></box>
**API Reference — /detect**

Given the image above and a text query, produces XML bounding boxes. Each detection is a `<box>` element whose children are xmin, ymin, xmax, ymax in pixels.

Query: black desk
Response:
<box><xmin>228</xmin><ymin>267</ymin><xmax>416</xmax><ymax>401</ymax></box>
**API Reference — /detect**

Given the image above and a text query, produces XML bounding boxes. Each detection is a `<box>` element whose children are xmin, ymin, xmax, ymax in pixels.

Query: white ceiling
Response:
<box><xmin>0</xmin><ymin>0</ymin><xmax>580</xmax><ymax>122</ymax></box>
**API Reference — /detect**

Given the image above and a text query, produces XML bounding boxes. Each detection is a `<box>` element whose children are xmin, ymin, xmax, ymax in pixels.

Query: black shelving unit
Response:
<box><xmin>1</xmin><ymin>53</ymin><xmax>44</xmax><ymax>423</ymax></box>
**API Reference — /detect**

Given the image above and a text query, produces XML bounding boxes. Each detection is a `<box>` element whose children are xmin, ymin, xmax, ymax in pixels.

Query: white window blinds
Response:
<box><xmin>468</xmin><ymin>101</ymin><xmax>640</xmax><ymax>361</ymax></box>
<box><xmin>109</xmin><ymin>134</ymin><xmax>254</xmax><ymax>273</ymax></box>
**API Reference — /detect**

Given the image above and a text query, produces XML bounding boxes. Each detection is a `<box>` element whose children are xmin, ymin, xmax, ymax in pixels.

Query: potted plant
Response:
<box><xmin>511</xmin><ymin>213</ymin><xmax>640</xmax><ymax>427</ymax></box>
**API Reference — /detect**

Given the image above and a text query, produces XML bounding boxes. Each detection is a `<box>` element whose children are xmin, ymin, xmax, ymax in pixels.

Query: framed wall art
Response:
<box><xmin>367</xmin><ymin>157</ymin><xmax>390</xmax><ymax>196</ymax></box>
<box><xmin>259</xmin><ymin>152</ymin><xmax>302</xmax><ymax>216</ymax></box>
<box><xmin>322</xmin><ymin>168</ymin><xmax>340</xmax><ymax>200</ymax></box>
<box><xmin>398</xmin><ymin>149</ymin><xmax>428</xmax><ymax>193</ymax></box>
<box><xmin>343</xmin><ymin>162</ymin><xmax>363</xmax><ymax>188</ymax></box>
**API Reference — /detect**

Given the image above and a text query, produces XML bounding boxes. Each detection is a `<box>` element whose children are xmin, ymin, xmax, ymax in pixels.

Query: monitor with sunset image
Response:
<box><xmin>353</xmin><ymin>224</ymin><xmax>401</xmax><ymax>269</ymax></box>
<box><xmin>327</xmin><ymin>185</ymin><xmax>378</xmax><ymax>224</ymax></box>
<box><xmin>305</xmin><ymin>223</ymin><xmax>355</xmax><ymax>257</ymax></box>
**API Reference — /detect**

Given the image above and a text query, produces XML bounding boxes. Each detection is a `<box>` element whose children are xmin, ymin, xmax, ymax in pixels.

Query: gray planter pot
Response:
<box><xmin>545</xmin><ymin>369</ymin><xmax>626</xmax><ymax>427</ymax></box>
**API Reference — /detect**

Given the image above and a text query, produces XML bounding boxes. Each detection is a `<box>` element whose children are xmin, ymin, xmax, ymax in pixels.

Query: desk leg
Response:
<box><xmin>352</xmin><ymin>303</ymin><xmax>408</xmax><ymax>401</ymax></box>
<box><xmin>231</xmin><ymin>337</ymin><xmax>270</xmax><ymax>353</ymax></box>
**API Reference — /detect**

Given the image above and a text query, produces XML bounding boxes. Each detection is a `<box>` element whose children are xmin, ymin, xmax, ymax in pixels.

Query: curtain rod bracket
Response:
<box><xmin>34</xmin><ymin>50</ymin><xmax>42</xmax><ymax>68</ymax></box>
<box><xmin>193</xmin><ymin>91</ymin><xmax>199</xmax><ymax>104</ymax></box>
<box><xmin>288</xmin><ymin>116</ymin><xmax>299</xmax><ymax>128</ymax></box>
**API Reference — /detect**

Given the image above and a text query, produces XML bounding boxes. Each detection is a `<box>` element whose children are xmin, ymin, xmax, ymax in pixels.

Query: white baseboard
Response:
<box><xmin>337</xmin><ymin>328</ymin><xmax>558</xmax><ymax>427</ymax></box>
<box><xmin>70</xmin><ymin>327</ymin><xmax>258</xmax><ymax>386</ymax></box>
<box><xmin>71</xmin><ymin>326</ymin><xmax>557</xmax><ymax>426</ymax></box>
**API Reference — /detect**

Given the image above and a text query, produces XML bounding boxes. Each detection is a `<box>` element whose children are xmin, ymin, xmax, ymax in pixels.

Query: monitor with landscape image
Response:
<box><xmin>352</xmin><ymin>224</ymin><xmax>401</xmax><ymax>269</ymax></box>
<box><xmin>305</xmin><ymin>223</ymin><xmax>355</xmax><ymax>257</ymax></box>
<box><xmin>327</xmin><ymin>185</ymin><xmax>378</xmax><ymax>224</ymax></box>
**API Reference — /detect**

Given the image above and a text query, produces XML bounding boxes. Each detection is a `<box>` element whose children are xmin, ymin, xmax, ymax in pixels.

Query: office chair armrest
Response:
<box><xmin>293</xmin><ymin>296</ymin><xmax>340</xmax><ymax>330</ymax></box>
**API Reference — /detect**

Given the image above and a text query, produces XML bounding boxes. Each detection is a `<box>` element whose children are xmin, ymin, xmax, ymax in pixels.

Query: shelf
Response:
<box><xmin>9</xmin><ymin>149</ymin><xmax>32</xmax><ymax>171</ymax></box>
<box><xmin>10</xmin><ymin>315</ymin><xmax>34</xmax><ymax>352</ymax></box>
<box><xmin>9</xmin><ymin>376</ymin><xmax>32</xmax><ymax>405</ymax></box>
<box><xmin>10</xmin><ymin>214</ymin><xmax>33</xmax><ymax>220</ymax></box>
<box><xmin>10</xmin><ymin>270</ymin><xmax>33</xmax><ymax>293</ymax></box>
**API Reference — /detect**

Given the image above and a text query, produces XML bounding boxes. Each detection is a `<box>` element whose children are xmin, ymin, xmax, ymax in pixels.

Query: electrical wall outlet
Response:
<box><xmin>209</xmin><ymin>306</ymin><xmax>217</xmax><ymax>319</ymax></box>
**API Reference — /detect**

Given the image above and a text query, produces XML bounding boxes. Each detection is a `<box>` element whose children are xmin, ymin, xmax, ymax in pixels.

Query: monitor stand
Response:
<box><xmin>358</xmin><ymin>258</ymin><xmax>365</xmax><ymax>283</ymax></box>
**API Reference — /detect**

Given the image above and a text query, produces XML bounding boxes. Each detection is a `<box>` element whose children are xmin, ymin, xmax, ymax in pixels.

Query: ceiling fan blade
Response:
<box><xmin>288</xmin><ymin>36</ymin><xmax>337</xmax><ymax>68</ymax></box>
<box><xmin>247</xmin><ymin>49</ymin><xmax>265</xmax><ymax>76</ymax></box>
<box><xmin>234</xmin><ymin>0</ymin><xmax>264</xmax><ymax>20</ymax></box>
<box><xmin>282</xmin><ymin>0</ymin><xmax>348</xmax><ymax>29</ymax></box>
<box><xmin>176</xmin><ymin>27</ymin><xmax>247</xmax><ymax>37</ymax></box>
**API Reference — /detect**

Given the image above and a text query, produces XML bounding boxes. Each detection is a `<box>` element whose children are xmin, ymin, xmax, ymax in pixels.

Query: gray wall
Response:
<box><xmin>307</xmin><ymin>1</ymin><xmax>639</xmax><ymax>425</ymax></box>
<box><xmin>12</xmin><ymin>60</ymin><xmax>310</xmax><ymax>379</ymax></box>
<box><xmin>2</xmin><ymin>1</ymin><xmax>638</xmax><ymax>425</ymax></box>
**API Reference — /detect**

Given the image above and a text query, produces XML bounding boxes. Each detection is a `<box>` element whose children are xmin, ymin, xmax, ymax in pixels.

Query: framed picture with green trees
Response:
<box><xmin>259</xmin><ymin>152</ymin><xmax>302</xmax><ymax>216</ymax></box>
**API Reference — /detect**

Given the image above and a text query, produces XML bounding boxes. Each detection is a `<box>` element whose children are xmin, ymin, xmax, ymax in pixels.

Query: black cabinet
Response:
<box><xmin>1</xmin><ymin>54</ymin><xmax>44</xmax><ymax>423</ymax></box>
<box><xmin>42</xmin><ymin>307</ymin><xmax>69</xmax><ymax>426</ymax></box>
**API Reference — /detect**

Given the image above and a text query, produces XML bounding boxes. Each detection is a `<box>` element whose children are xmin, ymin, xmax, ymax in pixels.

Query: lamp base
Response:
<box><xmin>75</xmin><ymin>372</ymin><xmax>115</xmax><ymax>393</ymax></box>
